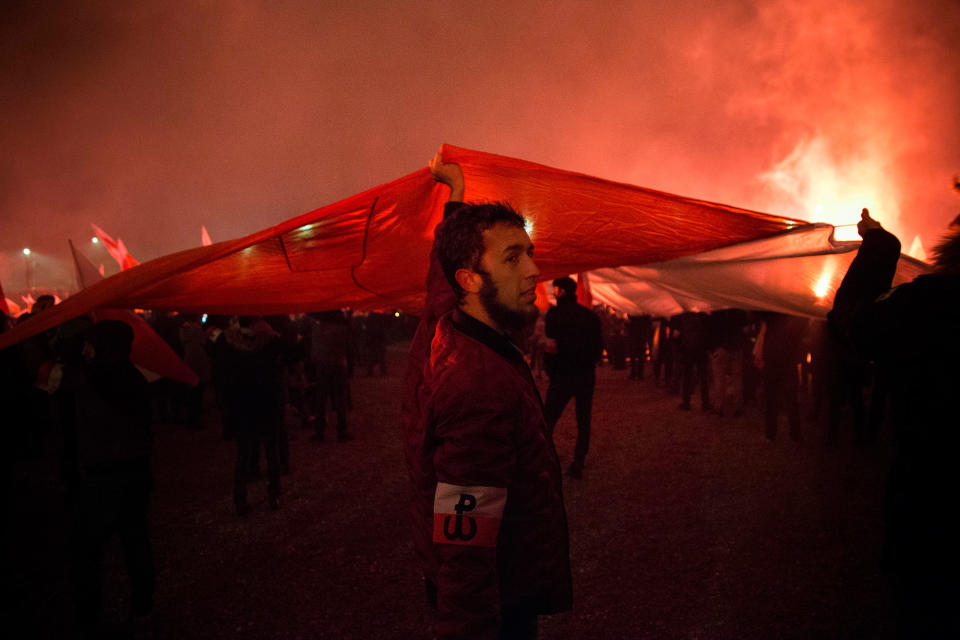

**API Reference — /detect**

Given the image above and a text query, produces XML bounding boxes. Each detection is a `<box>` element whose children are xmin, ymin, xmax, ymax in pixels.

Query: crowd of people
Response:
<box><xmin>404</xmin><ymin>154</ymin><xmax>959</xmax><ymax>639</ymax></box>
<box><xmin>2</xmin><ymin>161</ymin><xmax>957</xmax><ymax>637</ymax></box>
<box><xmin>0</xmin><ymin>304</ymin><xmax>401</xmax><ymax>637</ymax></box>
<box><xmin>523</xmin><ymin>300</ymin><xmax>888</xmax><ymax>457</ymax></box>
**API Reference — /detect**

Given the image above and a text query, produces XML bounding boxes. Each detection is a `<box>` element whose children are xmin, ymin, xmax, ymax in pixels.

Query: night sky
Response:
<box><xmin>2</xmin><ymin>0</ymin><xmax>958</xmax><ymax>295</ymax></box>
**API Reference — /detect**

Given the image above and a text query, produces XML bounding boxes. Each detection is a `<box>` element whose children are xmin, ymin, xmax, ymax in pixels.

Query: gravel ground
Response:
<box><xmin>9</xmin><ymin>341</ymin><xmax>895</xmax><ymax>639</ymax></box>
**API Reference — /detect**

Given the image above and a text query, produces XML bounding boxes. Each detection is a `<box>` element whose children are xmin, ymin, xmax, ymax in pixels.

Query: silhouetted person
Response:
<box><xmin>677</xmin><ymin>311</ymin><xmax>712</xmax><ymax>411</ymax></box>
<box><xmin>804</xmin><ymin>319</ymin><xmax>830</xmax><ymax>422</ymax></box>
<box><xmin>264</xmin><ymin>314</ymin><xmax>302</xmax><ymax>475</ymax></box>
<box><xmin>286</xmin><ymin>314</ymin><xmax>316</xmax><ymax>425</ymax></box>
<box><xmin>222</xmin><ymin>317</ymin><xmax>283</xmax><ymax>515</ymax></box>
<box><xmin>653</xmin><ymin>316</ymin><xmax>676</xmax><ymax>386</ymax></box>
<box><xmin>757</xmin><ymin>312</ymin><xmax>806</xmax><ymax>441</ymax></box>
<box><xmin>363</xmin><ymin>312</ymin><xmax>389</xmax><ymax>377</ymax></box>
<box><xmin>543</xmin><ymin>276</ymin><xmax>603</xmax><ymax>478</ymax></box>
<box><xmin>829</xmin><ymin>208</ymin><xmax>960</xmax><ymax>637</ymax></box>
<box><xmin>740</xmin><ymin>314</ymin><xmax>761</xmax><ymax>409</ymax></box>
<box><xmin>204</xmin><ymin>314</ymin><xmax>234</xmax><ymax>439</ymax></box>
<box><xmin>150</xmin><ymin>311</ymin><xmax>185</xmax><ymax>424</ymax></box>
<box><xmin>627</xmin><ymin>314</ymin><xmax>652</xmax><ymax>380</ymax></box>
<box><xmin>526</xmin><ymin>308</ymin><xmax>548</xmax><ymax>379</ymax></box>
<box><xmin>605</xmin><ymin>310</ymin><xmax>627</xmax><ymax>370</ymax></box>
<box><xmin>306</xmin><ymin>310</ymin><xmax>352</xmax><ymax>442</ymax></box>
<box><xmin>708</xmin><ymin>309</ymin><xmax>748</xmax><ymax>417</ymax></box>
<box><xmin>30</xmin><ymin>293</ymin><xmax>55</xmax><ymax>313</ymax></box>
<box><xmin>179</xmin><ymin>313</ymin><xmax>210</xmax><ymax>430</ymax></box>
<box><xmin>63</xmin><ymin>319</ymin><xmax>155</xmax><ymax>636</ymax></box>
<box><xmin>0</xmin><ymin>310</ymin><xmax>31</xmax><ymax>602</ymax></box>
<box><xmin>20</xmin><ymin>309</ymin><xmax>57</xmax><ymax>458</ymax></box>
<box><xmin>50</xmin><ymin>316</ymin><xmax>96</xmax><ymax>498</ymax></box>
<box><xmin>824</xmin><ymin>323</ymin><xmax>868</xmax><ymax>446</ymax></box>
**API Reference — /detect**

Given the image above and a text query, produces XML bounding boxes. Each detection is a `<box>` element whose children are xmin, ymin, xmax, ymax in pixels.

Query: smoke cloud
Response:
<box><xmin>2</xmin><ymin>0</ymin><xmax>957</xmax><ymax>293</ymax></box>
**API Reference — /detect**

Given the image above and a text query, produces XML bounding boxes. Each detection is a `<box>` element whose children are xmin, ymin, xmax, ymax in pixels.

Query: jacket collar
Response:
<box><xmin>451</xmin><ymin>308</ymin><xmax>524</xmax><ymax>363</ymax></box>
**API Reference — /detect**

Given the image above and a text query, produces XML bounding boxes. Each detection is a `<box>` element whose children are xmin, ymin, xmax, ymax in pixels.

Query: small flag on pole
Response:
<box><xmin>91</xmin><ymin>223</ymin><xmax>140</xmax><ymax>270</ymax></box>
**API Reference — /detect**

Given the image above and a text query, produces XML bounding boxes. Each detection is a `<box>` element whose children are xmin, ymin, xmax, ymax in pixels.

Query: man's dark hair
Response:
<box><xmin>435</xmin><ymin>201</ymin><xmax>526</xmax><ymax>302</ymax></box>
<box><xmin>553</xmin><ymin>276</ymin><xmax>577</xmax><ymax>295</ymax></box>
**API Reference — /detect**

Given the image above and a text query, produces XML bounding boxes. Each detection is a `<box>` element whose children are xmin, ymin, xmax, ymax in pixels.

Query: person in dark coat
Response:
<box><xmin>653</xmin><ymin>315</ymin><xmax>678</xmax><ymax>388</ymax></box>
<box><xmin>0</xmin><ymin>310</ymin><xmax>32</xmax><ymax>607</ymax></box>
<box><xmin>64</xmin><ymin>319</ymin><xmax>155</xmax><ymax>634</ymax></box>
<box><xmin>306</xmin><ymin>310</ymin><xmax>352</xmax><ymax>442</ymax></box>
<box><xmin>178</xmin><ymin>313</ymin><xmax>210</xmax><ymax>430</ymax></box>
<box><xmin>829</xmin><ymin>207</ymin><xmax>960</xmax><ymax>637</ymax></box>
<box><xmin>222</xmin><ymin>317</ymin><xmax>284</xmax><ymax>515</ymax></box>
<box><xmin>204</xmin><ymin>314</ymin><xmax>234</xmax><ymax>440</ymax></box>
<box><xmin>0</xmin><ymin>310</ymin><xmax>32</xmax><ymax>459</ymax></box>
<box><xmin>757</xmin><ymin>312</ymin><xmax>807</xmax><ymax>441</ymax></box>
<box><xmin>404</xmin><ymin>153</ymin><xmax>572</xmax><ymax>639</ymax></box>
<box><xmin>362</xmin><ymin>312</ymin><xmax>389</xmax><ymax>377</ymax></box>
<box><xmin>149</xmin><ymin>311</ymin><xmax>185</xmax><ymax>424</ymax></box>
<box><xmin>627</xmin><ymin>314</ymin><xmax>652</xmax><ymax>380</ymax></box>
<box><xmin>677</xmin><ymin>311</ymin><xmax>713</xmax><ymax>411</ymax></box>
<box><xmin>543</xmin><ymin>277</ymin><xmax>603</xmax><ymax>479</ymax></box>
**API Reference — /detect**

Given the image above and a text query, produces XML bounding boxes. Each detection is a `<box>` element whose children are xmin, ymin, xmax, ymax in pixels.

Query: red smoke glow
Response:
<box><xmin>1</xmin><ymin>1</ymin><xmax>957</xmax><ymax>294</ymax></box>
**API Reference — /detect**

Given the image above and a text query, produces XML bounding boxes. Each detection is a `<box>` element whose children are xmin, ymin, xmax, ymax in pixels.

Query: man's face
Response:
<box><xmin>476</xmin><ymin>222</ymin><xmax>540</xmax><ymax>331</ymax></box>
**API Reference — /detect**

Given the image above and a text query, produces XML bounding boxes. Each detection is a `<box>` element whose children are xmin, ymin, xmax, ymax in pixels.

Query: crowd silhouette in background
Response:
<box><xmin>525</xmin><ymin>304</ymin><xmax>883</xmax><ymax>450</ymax></box>
<box><xmin>0</xmin><ymin>305</ymin><xmax>402</xmax><ymax>638</ymax></box>
<box><xmin>1</xmin><ymin>205</ymin><xmax>957</xmax><ymax>637</ymax></box>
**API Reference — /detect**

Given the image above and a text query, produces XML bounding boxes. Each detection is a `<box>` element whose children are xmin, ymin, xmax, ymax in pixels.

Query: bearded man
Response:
<box><xmin>402</xmin><ymin>153</ymin><xmax>572</xmax><ymax>639</ymax></box>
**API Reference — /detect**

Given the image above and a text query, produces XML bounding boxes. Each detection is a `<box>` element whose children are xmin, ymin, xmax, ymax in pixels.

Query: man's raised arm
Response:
<box><xmin>429</xmin><ymin>151</ymin><xmax>465</xmax><ymax>203</ymax></box>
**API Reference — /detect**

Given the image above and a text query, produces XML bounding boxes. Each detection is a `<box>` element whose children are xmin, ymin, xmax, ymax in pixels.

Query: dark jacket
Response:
<box><xmin>415</xmin><ymin>310</ymin><xmax>572</xmax><ymax>638</ymax></box>
<box><xmin>545</xmin><ymin>295</ymin><xmax>603</xmax><ymax>375</ymax></box>
<box><xmin>403</xmin><ymin>202</ymin><xmax>572</xmax><ymax>639</ymax></box>
<box><xmin>221</xmin><ymin>326</ymin><xmax>284</xmax><ymax>433</ymax></box>
<box><xmin>68</xmin><ymin>358</ymin><xmax>152</xmax><ymax>474</ymax></box>
<box><xmin>828</xmin><ymin>228</ymin><xmax>960</xmax><ymax>574</ymax></box>
<box><xmin>761</xmin><ymin>312</ymin><xmax>807</xmax><ymax>369</ymax></box>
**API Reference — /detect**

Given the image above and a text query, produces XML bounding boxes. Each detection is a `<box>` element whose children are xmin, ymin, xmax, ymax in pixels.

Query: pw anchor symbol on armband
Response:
<box><xmin>443</xmin><ymin>493</ymin><xmax>477</xmax><ymax>541</ymax></box>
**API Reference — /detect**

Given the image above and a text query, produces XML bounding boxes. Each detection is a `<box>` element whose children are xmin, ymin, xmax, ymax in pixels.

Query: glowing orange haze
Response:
<box><xmin>0</xmin><ymin>1</ymin><xmax>956</xmax><ymax>294</ymax></box>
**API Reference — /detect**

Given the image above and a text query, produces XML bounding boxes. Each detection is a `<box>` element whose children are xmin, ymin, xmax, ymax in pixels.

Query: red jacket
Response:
<box><xmin>402</xmin><ymin>200</ymin><xmax>572</xmax><ymax>637</ymax></box>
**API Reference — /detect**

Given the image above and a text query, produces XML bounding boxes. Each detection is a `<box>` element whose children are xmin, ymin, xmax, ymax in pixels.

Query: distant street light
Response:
<box><xmin>91</xmin><ymin>237</ymin><xmax>99</xmax><ymax>244</ymax></box>
<box><xmin>22</xmin><ymin>247</ymin><xmax>33</xmax><ymax>289</ymax></box>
